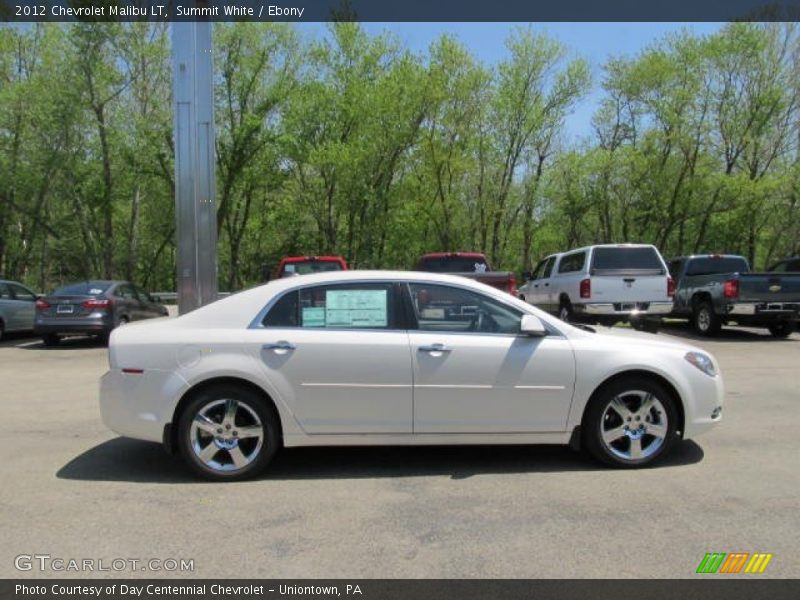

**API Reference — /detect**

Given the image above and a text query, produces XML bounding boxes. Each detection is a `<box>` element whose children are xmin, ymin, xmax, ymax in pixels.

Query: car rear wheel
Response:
<box><xmin>768</xmin><ymin>321</ymin><xmax>795</xmax><ymax>338</ymax></box>
<box><xmin>0</xmin><ymin>320</ymin><xmax>4</xmax><ymax>342</ymax></box>
<box><xmin>692</xmin><ymin>301</ymin><xmax>721</xmax><ymax>336</ymax></box>
<box><xmin>178</xmin><ymin>385</ymin><xmax>279</xmax><ymax>481</ymax></box>
<box><xmin>559</xmin><ymin>300</ymin><xmax>573</xmax><ymax>323</ymax></box>
<box><xmin>42</xmin><ymin>333</ymin><xmax>59</xmax><ymax>347</ymax></box>
<box><xmin>583</xmin><ymin>377</ymin><xmax>679</xmax><ymax>468</ymax></box>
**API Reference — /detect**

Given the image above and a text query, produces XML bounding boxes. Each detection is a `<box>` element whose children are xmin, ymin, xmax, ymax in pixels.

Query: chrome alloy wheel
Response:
<box><xmin>600</xmin><ymin>390</ymin><xmax>668</xmax><ymax>461</ymax></box>
<box><xmin>189</xmin><ymin>399</ymin><xmax>264</xmax><ymax>472</ymax></box>
<box><xmin>696</xmin><ymin>308</ymin><xmax>711</xmax><ymax>332</ymax></box>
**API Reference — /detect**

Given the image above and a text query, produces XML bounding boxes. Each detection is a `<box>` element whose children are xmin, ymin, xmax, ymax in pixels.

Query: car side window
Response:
<box><xmin>9</xmin><ymin>284</ymin><xmax>36</xmax><ymax>301</ymax></box>
<box><xmin>530</xmin><ymin>259</ymin><xmax>547</xmax><ymax>281</ymax></box>
<box><xmin>557</xmin><ymin>252</ymin><xmax>586</xmax><ymax>274</ymax></box>
<box><xmin>543</xmin><ymin>257</ymin><xmax>556</xmax><ymax>278</ymax></box>
<box><xmin>0</xmin><ymin>283</ymin><xmax>11</xmax><ymax>299</ymax></box>
<box><xmin>408</xmin><ymin>283</ymin><xmax>523</xmax><ymax>335</ymax></box>
<box><xmin>262</xmin><ymin>283</ymin><xmax>395</xmax><ymax>329</ymax></box>
<box><xmin>116</xmin><ymin>285</ymin><xmax>135</xmax><ymax>299</ymax></box>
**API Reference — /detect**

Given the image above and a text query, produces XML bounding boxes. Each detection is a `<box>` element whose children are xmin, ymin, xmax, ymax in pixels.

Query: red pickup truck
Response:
<box><xmin>272</xmin><ymin>256</ymin><xmax>348</xmax><ymax>279</ymax></box>
<box><xmin>415</xmin><ymin>252</ymin><xmax>518</xmax><ymax>295</ymax></box>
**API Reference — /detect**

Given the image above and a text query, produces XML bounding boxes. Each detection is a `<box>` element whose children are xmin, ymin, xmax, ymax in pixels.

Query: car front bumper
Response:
<box><xmin>574</xmin><ymin>301</ymin><xmax>673</xmax><ymax>317</ymax></box>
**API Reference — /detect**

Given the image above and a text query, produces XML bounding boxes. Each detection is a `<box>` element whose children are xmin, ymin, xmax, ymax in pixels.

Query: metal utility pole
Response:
<box><xmin>172</xmin><ymin>13</ymin><xmax>218</xmax><ymax>314</ymax></box>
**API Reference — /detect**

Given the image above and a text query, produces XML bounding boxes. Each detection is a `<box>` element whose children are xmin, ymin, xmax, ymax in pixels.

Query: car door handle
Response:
<box><xmin>418</xmin><ymin>343</ymin><xmax>452</xmax><ymax>354</ymax></box>
<box><xmin>262</xmin><ymin>341</ymin><xmax>296</xmax><ymax>351</ymax></box>
<box><xmin>544</xmin><ymin>283</ymin><xmax>549</xmax><ymax>287</ymax></box>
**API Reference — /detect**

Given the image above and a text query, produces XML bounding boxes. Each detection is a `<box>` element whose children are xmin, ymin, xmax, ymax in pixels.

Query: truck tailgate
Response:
<box><xmin>591</xmin><ymin>274</ymin><xmax>670</xmax><ymax>303</ymax></box>
<box><xmin>454</xmin><ymin>272</ymin><xmax>515</xmax><ymax>293</ymax></box>
<box><xmin>738</xmin><ymin>273</ymin><xmax>800</xmax><ymax>302</ymax></box>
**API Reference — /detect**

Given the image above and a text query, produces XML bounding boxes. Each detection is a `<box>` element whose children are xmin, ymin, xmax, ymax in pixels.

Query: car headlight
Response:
<box><xmin>685</xmin><ymin>351</ymin><xmax>717</xmax><ymax>377</ymax></box>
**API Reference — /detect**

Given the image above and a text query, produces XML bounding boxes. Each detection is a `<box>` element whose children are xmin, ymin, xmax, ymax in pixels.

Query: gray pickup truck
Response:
<box><xmin>668</xmin><ymin>254</ymin><xmax>800</xmax><ymax>337</ymax></box>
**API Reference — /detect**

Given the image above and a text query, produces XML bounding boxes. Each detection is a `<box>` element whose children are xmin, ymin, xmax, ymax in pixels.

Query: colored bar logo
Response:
<box><xmin>696</xmin><ymin>553</ymin><xmax>773</xmax><ymax>574</ymax></box>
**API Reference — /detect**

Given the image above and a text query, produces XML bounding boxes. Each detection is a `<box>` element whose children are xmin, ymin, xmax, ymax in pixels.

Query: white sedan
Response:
<box><xmin>100</xmin><ymin>271</ymin><xmax>723</xmax><ymax>481</ymax></box>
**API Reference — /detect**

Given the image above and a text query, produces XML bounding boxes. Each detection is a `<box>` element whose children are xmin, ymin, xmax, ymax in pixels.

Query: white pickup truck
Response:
<box><xmin>518</xmin><ymin>244</ymin><xmax>674</xmax><ymax>332</ymax></box>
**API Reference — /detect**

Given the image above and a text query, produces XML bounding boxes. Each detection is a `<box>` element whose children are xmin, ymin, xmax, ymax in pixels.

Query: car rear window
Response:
<box><xmin>53</xmin><ymin>283</ymin><xmax>111</xmax><ymax>296</ymax></box>
<box><xmin>281</xmin><ymin>260</ymin><xmax>343</xmax><ymax>276</ymax></box>
<box><xmin>591</xmin><ymin>247</ymin><xmax>664</xmax><ymax>273</ymax></box>
<box><xmin>417</xmin><ymin>256</ymin><xmax>489</xmax><ymax>273</ymax></box>
<box><xmin>686</xmin><ymin>257</ymin><xmax>750</xmax><ymax>276</ymax></box>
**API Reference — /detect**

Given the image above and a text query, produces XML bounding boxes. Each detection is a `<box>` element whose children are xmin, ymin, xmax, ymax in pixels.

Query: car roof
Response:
<box><xmin>419</xmin><ymin>252</ymin><xmax>487</xmax><ymax>259</ymax></box>
<box><xmin>280</xmin><ymin>256</ymin><xmax>345</xmax><ymax>263</ymax></box>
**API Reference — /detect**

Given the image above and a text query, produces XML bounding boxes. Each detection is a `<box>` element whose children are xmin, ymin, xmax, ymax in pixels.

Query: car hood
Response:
<box><xmin>567</xmin><ymin>324</ymin><xmax>707</xmax><ymax>355</ymax></box>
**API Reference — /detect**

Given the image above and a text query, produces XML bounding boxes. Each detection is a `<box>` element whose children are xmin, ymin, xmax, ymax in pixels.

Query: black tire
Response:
<box><xmin>178</xmin><ymin>384</ymin><xmax>280</xmax><ymax>481</ymax></box>
<box><xmin>583</xmin><ymin>376</ymin><xmax>680</xmax><ymax>468</ymax></box>
<box><xmin>632</xmin><ymin>318</ymin><xmax>661</xmax><ymax>334</ymax></box>
<box><xmin>0</xmin><ymin>320</ymin><xmax>5</xmax><ymax>342</ymax></box>
<box><xmin>558</xmin><ymin>299</ymin><xmax>573</xmax><ymax>323</ymax></box>
<box><xmin>692</xmin><ymin>301</ymin><xmax>721</xmax><ymax>336</ymax></box>
<box><xmin>42</xmin><ymin>333</ymin><xmax>60</xmax><ymax>347</ymax></box>
<box><xmin>768</xmin><ymin>321</ymin><xmax>795</xmax><ymax>338</ymax></box>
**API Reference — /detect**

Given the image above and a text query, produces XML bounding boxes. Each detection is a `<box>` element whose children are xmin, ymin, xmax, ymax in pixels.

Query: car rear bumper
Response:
<box><xmin>100</xmin><ymin>368</ymin><xmax>190</xmax><ymax>444</ymax></box>
<box><xmin>34</xmin><ymin>316</ymin><xmax>112</xmax><ymax>335</ymax></box>
<box><xmin>726</xmin><ymin>302</ymin><xmax>799</xmax><ymax>319</ymax></box>
<box><xmin>575</xmin><ymin>301</ymin><xmax>673</xmax><ymax>317</ymax></box>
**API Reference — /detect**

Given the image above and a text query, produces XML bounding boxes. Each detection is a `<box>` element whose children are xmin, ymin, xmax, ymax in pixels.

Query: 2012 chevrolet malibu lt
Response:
<box><xmin>100</xmin><ymin>271</ymin><xmax>723</xmax><ymax>481</ymax></box>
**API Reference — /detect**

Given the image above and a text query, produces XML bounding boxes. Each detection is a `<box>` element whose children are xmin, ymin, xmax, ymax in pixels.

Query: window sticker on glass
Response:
<box><xmin>89</xmin><ymin>288</ymin><xmax>103</xmax><ymax>295</ymax></box>
<box><xmin>302</xmin><ymin>307</ymin><xmax>326</xmax><ymax>327</ymax></box>
<box><xmin>325</xmin><ymin>290</ymin><xmax>387</xmax><ymax>327</ymax></box>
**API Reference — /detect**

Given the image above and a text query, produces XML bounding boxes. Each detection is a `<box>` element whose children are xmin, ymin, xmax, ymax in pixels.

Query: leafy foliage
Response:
<box><xmin>0</xmin><ymin>23</ymin><xmax>798</xmax><ymax>292</ymax></box>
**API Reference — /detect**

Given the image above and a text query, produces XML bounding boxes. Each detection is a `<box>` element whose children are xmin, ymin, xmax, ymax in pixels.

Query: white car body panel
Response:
<box><xmin>99</xmin><ymin>271</ymin><xmax>723</xmax><ymax>450</ymax></box>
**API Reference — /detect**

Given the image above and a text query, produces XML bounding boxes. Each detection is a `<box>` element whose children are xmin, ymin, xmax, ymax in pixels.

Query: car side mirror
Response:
<box><xmin>520</xmin><ymin>314</ymin><xmax>547</xmax><ymax>337</ymax></box>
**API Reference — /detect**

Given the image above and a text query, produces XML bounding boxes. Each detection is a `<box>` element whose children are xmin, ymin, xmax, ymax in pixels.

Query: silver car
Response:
<box><xmin>0</xmin><ymin>280</ymin><xmax>37</xmax><ymax>341</ymax></box>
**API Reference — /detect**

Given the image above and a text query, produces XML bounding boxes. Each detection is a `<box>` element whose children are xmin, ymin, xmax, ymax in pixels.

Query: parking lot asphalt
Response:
<box><xmin>1</xmin><ymin>322</ymin><xmax>798</xmax><ymax>579</ymax></box>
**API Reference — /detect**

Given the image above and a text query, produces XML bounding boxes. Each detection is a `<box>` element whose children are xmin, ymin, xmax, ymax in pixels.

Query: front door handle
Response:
<box><xmin>262</xmin><ymin>341</ymin><xmax>296</xmax><ymax>352</ymax></box>
<box><xmin>418</xmin><ymin>343</ymin><xmax>452</xmax><ymax>355</ymax></box>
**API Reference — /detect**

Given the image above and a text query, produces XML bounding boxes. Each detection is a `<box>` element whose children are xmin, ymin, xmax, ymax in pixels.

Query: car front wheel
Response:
<box><xmin>178</xmin><ymin>385</ymin><xmax>279</xmax><ymax>481</ymax></box>
<box><xmin>583</xmin><ymin>377</ymin><xmax>679</xmax><ymax>468</ymax></box>
<box><xmin>768</xmin><ymin>321</ymin><xmax>794</xmax><ymax>338</ymax></box>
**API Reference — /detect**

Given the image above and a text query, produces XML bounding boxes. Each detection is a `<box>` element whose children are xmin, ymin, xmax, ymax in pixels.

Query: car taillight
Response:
<box><xmin>580</xmin><ymin>278</ymin><xmax>591</xmax><ymax>299</ymax></box>
<box><xmin>723</xmin><ymin>279</ymin><xmax>739</xmax><ymax>299</ymax></box>
<box><xmin>508</xmin><ymin>274</ymin><xmax>518</xmax><ymax>296</ymax></box>
<box><xmin>82</xmin><ymin>298</ymin><xmax>111</xmax><ymax>309</ymax></box>
<box><xmin>35</xmin><ymin>299</ymin><xmax>50</xmax><ymax>310</ymax></box>
<box><xmin>667</xmin><ymin>276</ymin><xmax>676</xmax><ymax>297</ymax></box>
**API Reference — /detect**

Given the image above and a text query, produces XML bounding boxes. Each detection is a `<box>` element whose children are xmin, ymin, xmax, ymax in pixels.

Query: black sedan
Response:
<box><xmin>34</xmin><ymin>280</ymin><xmax>168</xmax><ymax>345</ymax></box>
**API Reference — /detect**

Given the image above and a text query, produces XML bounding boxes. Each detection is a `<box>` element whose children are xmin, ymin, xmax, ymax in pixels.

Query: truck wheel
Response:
<box><xmin>768</xmin><ymin>321</ymin><xmax>795</xmax><ymax>338</ymax></box>
<box><xmin>692</xmin><ymin>301</ymin><xmax>721</xmax><ymax>336</ymax></box>
<box><xmin>559</xmin><ymin>300</ymin><xmax>573</xmax><ymax>323</ymax></box>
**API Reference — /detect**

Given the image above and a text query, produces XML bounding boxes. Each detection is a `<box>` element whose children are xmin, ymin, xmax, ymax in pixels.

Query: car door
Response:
<box><xmin>115</xmin><ymin>284</ymin><xmax>140</xmax><ymax>321</ymax></box>
<box><xmin>7</xmin><ymin>283</ymin><xmax>37</xmax><ymax>331</ymax></box>
<box><xmin>132</xmin><ymin>285</ymin><xmax>160</xmax><ymax>318</ymax></box>
<box><xmin>406</xmin><ymin>282</ymin><xmax>576</xmax><ymax>433</ymax></box>
<box><xmin>250</xmin><ymin>281</ymin><xmax>413</xmax><ymax>434</ymax></box>
<box><xmin>0</xmin><ymin>283</ymin><xmax>18</xmax><ymax>331</ymax></box>
<box><xmin>526</xmin><ymin>256</ymin><xmax>556</xmax><ymax>312</ymax></box>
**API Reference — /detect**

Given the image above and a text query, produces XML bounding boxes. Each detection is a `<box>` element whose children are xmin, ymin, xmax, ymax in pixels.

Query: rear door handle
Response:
<box><xmin>262</xmin><ymin>341</ymin><xmax>296</xmax><ymax>351</ymax></box>
<box><xmin>418</xmin><ymin>343</ymin><xmax>452</xmax><ymax>354</ymax></box>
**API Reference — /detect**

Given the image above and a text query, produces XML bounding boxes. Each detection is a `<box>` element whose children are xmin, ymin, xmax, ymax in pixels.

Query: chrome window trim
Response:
<box><xmin>250</xmin><ymin>278</ymin><xmax>566</xmax><ymax>339</ymax></box>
